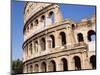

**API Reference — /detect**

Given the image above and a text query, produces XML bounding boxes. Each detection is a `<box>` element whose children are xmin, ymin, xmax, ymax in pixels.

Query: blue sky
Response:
<box><xmin>12</xmin><ymin>1</ymin><xmax>24</xmax><ymax>60</ymax></box>
<box><xmin>12</xmin><ymin>1</ymin><xmax>96</xmax><ymax>60</ymax></box>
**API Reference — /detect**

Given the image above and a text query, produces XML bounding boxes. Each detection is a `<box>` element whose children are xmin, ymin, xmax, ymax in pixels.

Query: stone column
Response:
<box><xmin>27</xmin><ymin>44</ymin><xmax>30</xmax><ymax>59</ymax></box>
<box><xmin>25</xmin><ymin>47</ymin><xmax>27</xmax><ymax>61</ymax></box>
<box><xmin>38</xmin><ymin>39</ymin><xmax>41</xmax><ymax>55</ymax></box>
<box><xmin>81</xmin><ymin>52</ymin><xmax>90</xmax><ymax>69</ymax></box>
<box><xmin>83</xmin><ymin>31</ymin><xmax>88</xmax><ymax>44</ymax></box>
<box><xmin>56</xmin><ymin>58</ymin><xmax>63</xmax><ymax>71</ymax></box>
<box><xmin>23</xmin><ymin>47</ymin><xmax>25</xmax><ymax>61</ymax></box>
<box><xmin>28</xmin><ymin>43</ymin><xmax>31</xmax><ymax>58</ymax></box>
<box><xmin>55</xmin><ymin>31</ymin><xmax>61</xmax><ymax>47</ymax></box>
<box><xmin>47</xmin><ymin>60</ymin><xmax>50</xmax><ymax>72</ymax></box>
<box><xmin>68</xmin><ymin>56</ymin><xmax>75</xmax><ymax>70</ymax></box>
<box><xmin>25</xmin><ymin>45</ymin><xmax>28</xmax><ymax>60</ymax></box>
<box><xmin>39</xmin><ymin>63</ymin><xmax>41</xmax><ymax>72</ymax></box>
<box><xmin>46</xmin><ymin>36</ymin><xmax>50</xmax><ymax>52</ymax></box>
<box><xmin>54</xmin><ymin>5</ymin><xmax>63</xmax><ymax>23</ymax></box>
<box><xmin>23</xmin><ymin>64</ymin><xmax>26</xmax><ymax>73</ymax></box>
<box><xmin>65</xmin><ymin>24</ymin><xmax>76</xmax><ymax>48</ymax></box>
<box><xmin>32</xmin><ymin>41</ymin><xmax>34</xmax><ymax>57</ymax></box>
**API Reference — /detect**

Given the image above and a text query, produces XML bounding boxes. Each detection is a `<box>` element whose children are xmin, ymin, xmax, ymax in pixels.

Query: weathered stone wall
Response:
<box><xmin>23</xmin><ymin>2</ymin><xmax>96</xmax><ymax>73</ymax></box>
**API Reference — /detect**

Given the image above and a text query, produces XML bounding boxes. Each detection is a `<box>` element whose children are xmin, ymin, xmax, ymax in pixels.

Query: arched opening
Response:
<box><xmin>61</xmin><ymin>58</ymin><xmax>68</xmax><ymax>71</ymax></box>
<box><xmin>35</xmin><ymin>19</ymin><xmax>38</xmax><ymax>26</ymax></box>
<box><xmin>40</xmin><ymin>38</ymin><xmax>46</xmax><ymax>51</ymax></box>
<box><xmin>30</xmin><ymin>65</ymin><xmax>33</xmax><ymax>73</ymax></box>
<box><xmin>72</xmin><ymin>24</ymin><xmax>75</xmax><ymax>30</ymax></box>
<box><xmin>49</xmin><ymin>11</ymin><xmax>55</xmax><ymax>24</ymax></box>
<box><xmin>34</xmin><ymin>41</ymin><xmax>38</xmax><ymax>52</ymax></box>
<box><xmin>50</xmin><ymin>35</ymin><xmax>55</xmax><ymax>48</ymax></box>
<box><xmin>41</xmin><ymin>15</ymin><xmax>46</xmax><ymax>27</ymax></box>
<box><xmin>49</xmin><ymin>60</ymin><xmax>56</xmax><ymax>72</ymax></box>
<box><xmin>30</xmin><ymin>22</ymin><xmax>33</xmax><ymax>29</ymax></box>
<box><xmin>60</xmin><ymin>32</ymin><xmax>66</xmax><ymax>46</ymax></box>
<box><xmin>88</xmin><ymin>30</ymin><xmax>96</xmax><ymax>41</ymax></box>
<box><xmin>77</xmin><ymin>33</ymin><xmax>84</xmax><ymax>42</ymax></box>
<box><xmin>34</xmin><ymin>64</ymin><xmax>39</xmax><ymax>72</ymax></box>
<box><xmin>73</xmin><ymin>56</ymin><xmax>81</xmax><ymax>70</ymax></box>
<box><xmin>41</xmin><ymin>62</ymin><xmax>46</xmax><ymax>72</ymax></box>
<box><xmin>90</xmin><ymin>55</ymin><xmax>96</xmax><ymax>69</ymax></box>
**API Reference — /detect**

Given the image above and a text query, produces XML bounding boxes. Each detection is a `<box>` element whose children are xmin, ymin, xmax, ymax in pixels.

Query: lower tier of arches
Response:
<box><xmin>23</xmin><ymin>51</ymin><xmax>96</xmax><ymax>73</ymax></box>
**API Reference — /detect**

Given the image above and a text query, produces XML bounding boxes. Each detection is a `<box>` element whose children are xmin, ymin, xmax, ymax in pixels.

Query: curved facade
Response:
<box><xmin>23</xmin><ymin>2</ymin><xmax>96</xmax><ymax>73</ymax></box>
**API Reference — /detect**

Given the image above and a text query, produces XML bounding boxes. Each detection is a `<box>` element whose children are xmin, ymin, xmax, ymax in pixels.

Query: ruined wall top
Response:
<box><xmin>24</xmin><ymin>2</ymin><xmax>54</xmax><ymax>24</ymax></box>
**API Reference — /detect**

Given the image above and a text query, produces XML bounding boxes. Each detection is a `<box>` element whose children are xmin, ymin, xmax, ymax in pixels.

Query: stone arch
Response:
<box><xmin>40</xmin><ymin>37</ymin><xmax>46</xmax><ymax>51</ymax></box>
<box><xmin>88</xmin><ymin>30</ymin><xmax>96</xmax><ymax>41</ymax></box>
<box><xmin>30</xmin><ymin>65</ymin><xmax>33</xmax><ymax>73</ymax></box>
<box><xmin>41</xmin><ymin>62</ymin><xmax>47</xmax><ymax>72</ymax></box>
<box><xmin>90</xmin><ymin>55</ymin><xmax>96</xmax><ymax>69</ymax></box>
<box><xmin>30</xmin><ymin>22</ymin><xmax>33</xmax><ymax>29</ymax></box>
<box><xmin>77</xmin><ymin>33</ymin><xmax>84</xmax><ymax>42</ymax></box>
<box><xmin>41</xmin><ymin>15</ymin><xmax>45</xmax><ymax>22</ymax></box>
<box><xmin>48</xmin><ymin>60</ymin><xmax>56</xmax><ymax>72</ymax></box>
<box><xmin>49</xmin><ymin>35</ymin><xmax>55</xmax><ymax>48</ymax></box>
<box><xmin>49</xmin><ymin>11</ymin><xmax>55</xmax><ymax>24</ymax></box>
<box><xmin>41</xmin><ymin>15</ymin><xmax>46</xmax><ymax>27</ymax></box>
<box><xmin>73</xmin><ymin>56</ymin><xmax>81</xmax><ymax>70</ymax></box>
<box><xmin>61</xmin><ymin>58</ymin><xmax>68</xmax><ymax>71</ymax></box>
<box><xmin>34</xmin><ymin>19</ymin><xmax>39</xmax><ymax>26</ymax></box>
<box><xmin>60</xmin><ymin>32</ymin><xmax>66</xmax><ymax>46</ymax></box>
<box><xmin>72</xmin><ymin>24</ymin><xmax>75</xmax><ymax>30</ymax></box>
<box><xmin>34</xmin><ymin>64</ymin><xmax>39</xmax><ymax>72</ymax></box>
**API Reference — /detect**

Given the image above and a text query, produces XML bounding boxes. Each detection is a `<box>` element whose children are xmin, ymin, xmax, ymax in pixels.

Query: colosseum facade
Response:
<box><xmin>23</xmin><ymin>2</ymin><xmax>96</xmax><ymax>73</ymax></box>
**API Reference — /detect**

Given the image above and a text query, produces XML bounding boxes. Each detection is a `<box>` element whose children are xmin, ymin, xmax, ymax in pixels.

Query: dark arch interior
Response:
<box><xmin>30</xmin><ymin>65</ymin><xmax>33</xmax><ymax>73</ymax></box>
<box><xmin>49</xmin><ymin>11</ymin><xmax>54</xmax><ymax>17</ymax></box>
<box><xmin>41</xmin><ymin>62</ymin><xmax>46</xmax><ymax>72</ymax></box>
<box><xmin>41</xmin><ymin>15</ymin><xmax>45</xmax><ymax>21</ymax></box>
<box><xmin>49</xmin><ymin>11</ymin><xmax>54</xmax><ymax>24</ymax></box>
<box><xmin>30</xmin><ymin>22</ymin><xmax>33</xmax><ymax>28</ymax></box>
<box><xmin>41</xmin><ymin>15</ymin><xmax>46</xmax><ymax>27</ymax></box>
<box><xmin>90</xmin><ymin>55</ymin><xmax>96</xmax><ymax>69</ymax></box>
<box><xmin>50</xmin><ymin>35</ymin><xmax>55</xmax><ymax>48</ymax></box>
<box><xmin>61</xmin><ymin>58</ymin><xmax>68</xmax><ymax>71</ymax></box>
<box><xmin>77</xmin><ymin>33</ymin><xmax>84</xmax><ymax>42</ymax></box>
<box><xmin>35</xmin><ymin>19</ymin><xmax>38</xmax><ymax>25</ymax></box>
<box><xmin>41</xmin><ymin>38</ymin><xmax>46</xmax><ymax>50</ymax></box>
<box><xmin>88</xmin><ymin>30</ymin><xmax>96</xmax><ymax>41</ymax></box>
<box><xmin>72</xmin><ymin>24</ymin><xmax>75</xmax><ymax>30</ymax></box>
<box><xmin>34</xmin><ymin>64</ymin><xmax>39</xmax><ymax>72</ymax></box>
<box><xmin>74</xmin><ymin>56</ymin><xmax>81</xmax><ymax>70</ymax></box>
<box><xmin>60</xmin><ymin>32</ymin><xmax>66</xmax><ymax>46</ymax></box>
<box><xmin>49</xmin><ymin>60</ymin><xmax>56</xmax><ymax>72</ymax></box>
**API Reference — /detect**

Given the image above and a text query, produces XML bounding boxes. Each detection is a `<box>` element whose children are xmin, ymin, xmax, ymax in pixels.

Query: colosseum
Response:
<box><xmin>22</xmin><ymin>2</ymin><xmax>96</xmax><ymax>73</ymax></box>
